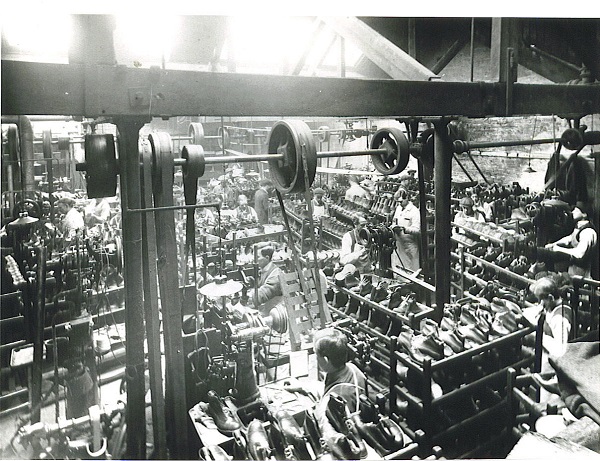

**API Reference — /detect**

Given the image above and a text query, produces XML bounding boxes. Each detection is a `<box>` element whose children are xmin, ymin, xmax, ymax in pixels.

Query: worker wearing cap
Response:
<box><xmin>234</xmin><ymin>194</ymin><xmax>258</xmax><ymax>227</ymax></box>
<box><xmin>311</xmin><ymin>187</ymin><xmax>329</xmax><ymax>220</ymax></box>
<box><xmin>454</xmin><ymin>196</ymin><xmax>485</xmax><ymax>225</ymax></box>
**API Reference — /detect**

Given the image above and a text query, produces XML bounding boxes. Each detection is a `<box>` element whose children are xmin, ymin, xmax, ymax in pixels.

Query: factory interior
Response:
<box><xmin>1</xmin><ymin>12</ymin><xmax>600</xmax><ymax>460</ymax></box>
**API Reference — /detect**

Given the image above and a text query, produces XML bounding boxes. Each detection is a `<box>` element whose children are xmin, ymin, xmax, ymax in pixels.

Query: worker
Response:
<box><xmin>339</xmin><ymin>215</ymin><xmax>370</xmax><ymax>271</ymax></box>
<box><xmin>254</xmin><ymin>179</ymin><xmax>274</xmax><ymax>225</ymax></box>
<box><xmin>234</xmin><ymin>194</ymin><xmax>258</xmax><ymax>227</ymax></box>
<box><xmin>84</xmin><ymin>198</ymin><xmax>111</xmax><ymax>227</ymax></box>
<box><xmin>313</xmin><ymin>328</ymin><xmax>367</xmax><ymax>450</ymax></box>
<box><xmin>524</xmin><ymin>275</ymin><xmax>573</xmax><ymax>402</ymax></box>
<box><xmin>544</xmin><ymin>205</ymin><xmax>597</xmax><ymax>277</ymax></box>
<box><xmin>56</xmin><ymin>197</ymin><xmax>84</xmax><ymax>244</ymax></box>
<box><xmin>454</xmin><ymin>196</ymin><xmax>485</xmax><ymax>225</ymax></box>
<box><xmin>311</xmin><ymin>187</ymin><xmax>329</xmax><ymax>220</ymax></box>
<box><xmin>195</xmin><ymin>204</ymin><xmax>216</xmax><ymax>232</ymax></box>
<box><xmin>391</xmin><ymin>188</ymin><xmax>421</xmax><ymax>272</ymax></box>
<box><xmin>254</xmin><ymin>245</ymin><xmax>283</xmax><ymax>314</ymax></box>
<box><xmin>344</xmin><ymin>176</ymin><xmax>368</xmax><ymax>203</ymax></box>
<box><xmin>510</xmin><ymin>195</ymin><xmax>530</xmax><ymax>221</ymax></box>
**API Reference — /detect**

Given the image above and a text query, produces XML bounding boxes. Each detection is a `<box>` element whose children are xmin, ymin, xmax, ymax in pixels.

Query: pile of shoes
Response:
<box><xmin>326</xmin><ymin>392</ymin><xmax>406</xmax><ymax>458</ymax></box>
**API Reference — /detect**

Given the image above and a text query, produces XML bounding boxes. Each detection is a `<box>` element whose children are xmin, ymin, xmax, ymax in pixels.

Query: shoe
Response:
<box><xmin>205</xmin><ymin>390</ymin><xmax>241</xmax><ymax>433</ymax></box>
<box><xmin>388</xmin><ymin>289</ymin><xmax>404</xmax><ymax>310</ymax></box>
<box><xmin>376</xmin><ymin>416</ymin><xmax>405</xmax><ymax>451</ymax></box>
<box><xmin>491</xmin><ymin>310</ymin><xmax>518</xmax><ymax>336</ymax></box>
<box><xmin>458</xmin><ymin>324</ymin><xmax>488</xmax><ymax>348</ymax></box>
<box><xmin>351</xmin><ymin>414</ymin><xmax>388</xmax><ymax>456</ymax></box>
<box><xmin>495</xmin><ymin>252</ymin><xmax>513</xmax><ymax>268</ymax></box>
<box><xmin>344</xmin><ymin>273</ymin><xmax>360</xmax><ymax>289</ymax></box>
<box><xmin>274</xmin><ymin>410</ymin><xmax>310</xmax><ymax>459</ymax></box>
<box><xmin>247</xmin><ymin>419</ymin><xmax>273</xmax><ymax>461</ymax></box>
<box><xmin>326</xmin><ymin>394</ymin><xmax>368</xmax><ymax>459</ymax></box>
<box><xmin>439</xmin><ymin>329</ymin><xmax>465</xmax><ymax>356</ymax></box>
<box><xmin>200</xmin><ymin>445</ymin><xmax>233</xmax><ymax>461</ymax></box>
<box><xmin>409</xmin><ymin>334</ymin><xmax>445</xmax><ymax>364</ymax></box>
<box><xmin>368</xmin><ymin>308</ymin><xmax>390</xmax><ymax>335</ymax></box>
<box><xmin>328</xmin><ymin>433</ymin><xmax>366</xmax><ymax>460</ymax></box>
<box><xmin>358</xmin><ymin>394</ymin><xmax>380</xmax><ymax>424</ymax></box>
<box><xmin>191</xmin><ymin>402</ymin><xmax>219</xmax><ymax>430</ymax></box>
<box><xmin>370</xmin><ymin>281</ymin><xmax>389</xmax><ymax>304</ymax></box>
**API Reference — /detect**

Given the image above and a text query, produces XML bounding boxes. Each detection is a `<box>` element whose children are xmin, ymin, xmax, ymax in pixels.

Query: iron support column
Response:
<box><xmin>433</xmin><ymin>119</ymin><xmax>453</xmax><ymax>322</ymax></box>
<box><xmin>115</xmin><ymin>117</ymin><xmax>148</xmax><ymax>460</ymax></box>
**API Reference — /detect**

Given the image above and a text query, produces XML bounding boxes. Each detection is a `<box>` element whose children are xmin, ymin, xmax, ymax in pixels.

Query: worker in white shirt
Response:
<box><xmin>391</xmin><ymin>188</ymin><xmax>421</xmax><ymax>272</ymax></box>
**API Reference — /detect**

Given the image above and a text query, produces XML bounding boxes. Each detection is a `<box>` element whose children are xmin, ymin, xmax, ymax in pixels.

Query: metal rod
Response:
<box><xmin>173</xmin><ymin>148</ymin><xmax>388</xmax><ymax>166</ymax></box>
<box><xmin>31</xmin><ymin>246</ymin><xmax>47</xmax><ymax>424</ymax></box>
<box><xmin>453</xmin><ymin>137</ymin><xmax>559</xmax><ymax>153</ymax></box>
<box><xmin>126</xmin><ymin>202</ymin><xmax>221</xmax><ymax>214</ymax></box>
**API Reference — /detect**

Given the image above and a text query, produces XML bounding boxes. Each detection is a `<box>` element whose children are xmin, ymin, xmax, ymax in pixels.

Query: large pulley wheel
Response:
<box><xmin>217</xmin><ymin>126</ymin><xmax>231</xmax><ymax>149</ymax></box>
<box><xmin>189</xmin><ymin>122</ymin><xmax>205</xmax><ymax>145</ymax></box>
<box><xmin>370</xmin><ymin>127</ymin><xmax>410</xmax><ymax>175</ymax></box>
<box><xmin>267</xmin><ymin>120</ymin><xmax>317</xmax><ymax>194</ymax></box>
<box><xmin>84</xmin><ymin>134</ymin><xmax>118</xmax><ymax>198</ymax></box>
<box><xmin>148</xmin><ymin>132</ymin><xmax>174</xmax><ymax>194</ymax></box>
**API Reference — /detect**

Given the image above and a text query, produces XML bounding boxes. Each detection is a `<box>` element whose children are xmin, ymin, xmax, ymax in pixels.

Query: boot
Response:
<box><xmin>274</xmin><ymin>410</ymin><xmax>311</xmax><ymax>460</ymax></box>
<box><xmin>351</xmin><ymin>414</ymin><xmax>388</xmax><ymax>456</ymax></box>
<box><xmin>247</xmin><ymin>419</ymin><xmax>273</xmax><ymax>461</ymax></box>
<box><xmin>326</xmin><ymin>393</ymin><xmax>367</xmax><ymax>459</ymax></box>
<box><xmin>304</xmin><ymin>410</ymin><xmax>327</xmax><ymax>458</ymax></box>
<box><xmin>205</xmin><ymin>390</ymin><xmax>241</xmax><ymax>433</ymax></box>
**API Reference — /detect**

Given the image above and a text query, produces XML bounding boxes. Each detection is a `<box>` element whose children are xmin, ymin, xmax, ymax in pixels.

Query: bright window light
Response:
<box><xmin>2</xmin><ymin>13</ymin><xmax>71</xmax><ymax>58</ymax></box>
<box><xmin>114</xmin><ymin>14</ymin><xmax>180</xmax><ymax>65</ymax></box>
<box><xmin>225</xmin><ymin>16</ymin><xmax>362</xmax><ymax>72</ymax></box>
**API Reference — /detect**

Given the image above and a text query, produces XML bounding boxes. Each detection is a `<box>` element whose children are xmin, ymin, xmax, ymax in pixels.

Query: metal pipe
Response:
<box><xmin>433</xmin><ymin>119</ymin><xmax>453</xmax><ymax>323</ymax></box>
<box><xmin>31</xmin><ymin>246</ymin><xmax>47</xmax><ymax>423</ymax></box>
<box><xmin>18</xmin><ymin>116</ymin><xmax>35</xmax><ymax>192</ymax></box>
<box><xmin>182</xmin><ymin>148</ymin><xmax>388</xmax><ymax>166</ymax></box>
<box><xmin>114</xmin><ymin>117</ymin><xmax>148</xmax><ymax>460</ymax></box>
<box><xmin>453</xmin><ymin>137</ymin><xmax>559</xmax><ymax>153</ymax></box>
<box><xmin>126</xmin><ymin>202</ymin><xmax>221</xmax><ymax>214</ymax></box>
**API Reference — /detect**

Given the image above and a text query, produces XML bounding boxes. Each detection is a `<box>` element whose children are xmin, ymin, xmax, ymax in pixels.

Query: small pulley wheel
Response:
<box><xmin>84</xmin><ymin>134</ymin><xmax>118</xmax><ymax>198</ymax></box>
<box><xmin>181</xmin><ymin>145</ymin><xmax>205</xmax><ymax>179</ymax></box>
<box><xmin>317</xmin><ymin>126</ymin><xmax>330</xmax><ymax>143</ymax></box>
<box><xmin>13</xmin><ymin>199</ymin><xmax>42</xmax><ymax>219</ymax></box>
<box><xmin>370</xmin><ymin>127</ymin><xmax>410</xmax><ymax>175</ymax></box>
<box><xmin>217</xmin><ymin>126</ymin><xmax>231</xmax><ymax>149</ymax></box>
<box><xmin>267</xmin><ymin>120</ymin><xmax>317</xmax><ymax>194</ymax></box>
<box><xmin>189</xmin><ymin>122</ymin><xmax>205</xmax><ymax>145</ymax></box>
